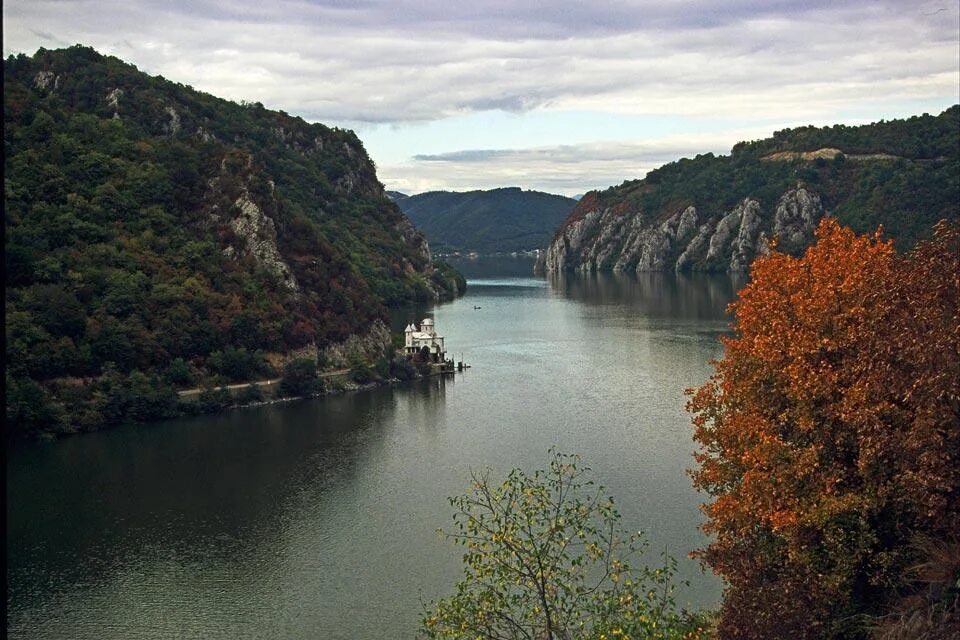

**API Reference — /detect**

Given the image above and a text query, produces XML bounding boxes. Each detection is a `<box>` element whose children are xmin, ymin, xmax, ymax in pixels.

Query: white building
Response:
<box><xmin>404</xmin><ymin>318</ymin><xmax>446</xmax><ymax>362</ymax></box>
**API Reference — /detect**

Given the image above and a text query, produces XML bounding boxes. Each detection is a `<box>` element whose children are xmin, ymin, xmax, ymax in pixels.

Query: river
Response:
<box><xmin>6</xmin><ymin>258</ymin><xmax>742</xmax><ymax>639</ymax></box>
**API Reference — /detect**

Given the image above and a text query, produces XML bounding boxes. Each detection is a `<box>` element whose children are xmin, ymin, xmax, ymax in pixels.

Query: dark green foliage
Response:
<box><xmin>373</xmin><ymin>355</ymin><xmax>391</xmax><ymax>379</ymax></box>
<box><xmin>278</xmin><ymin>358</ymin><xmax>321</xmax><ymax>397</ymax></box>
<box><xmin>397</xmin><ymin>187</ymin><xmax>577</xmax><ymax>253</ymax></box>
<box><xmin>235</xmin><ymin>384</ymin><xmax>264</xmax><ymax>404</ymax></box>
<box><xmin>4</xmin><ymin>45</ymin><xmax>464</xmax><ymax>439</ymax></box>
<box><xmin>207</xmin><ymin>346</ymin><xmax>272</xmax><ymax>383</ymax></box>
<box><xmin>347</xmin><ymin>351</ymin><xmax>377</xmax><ymax>384</ymax></box>
<box><xmin>431</xmin><ymin>260</ymin><xmax>468</xmax><ymax>299</ymax></box>
<box><xmin>5</xmin><ymin>373</ymin><xmax>67</xmax><ymax>438</ymax></box>
<box><xmin>350</xmin><ymin>363</ymin><xmax>376</xmax><ymax>384</ymax></box>
<box><xmin>163</xmin><ymin>357</ymin><xmax>194</xmax><ymax>386</ymax></box>
<box><xmin>123</xmin><ymin>370</ymin><xmax>179</xmax><ymax>422</ymax></box>
<box><xmin>389</xmin><ymin>356</ymin><xmax>417</xmax><ymax>381</ymax></box>
<box><xmin>192</xmin><ymin>386</ymin><xmax>233</xmax><ymax>414</ymax></box>
<box><xmin>9</xmin><ymin>366</ymin><xmax>182</xmax><ymax>436</ymax></box>
<box><xmin>733</xmin><ymin>107</ymin><xmax>960</xmax><ymax>159</ymax></box>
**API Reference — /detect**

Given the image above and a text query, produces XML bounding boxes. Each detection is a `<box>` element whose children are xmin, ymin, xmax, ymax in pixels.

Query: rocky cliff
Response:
<box><xmin>538</xmin><ymin>107</ymin><xmax>958</xmax><ymax>275</ymax></box>
<box><xmin>542</xmin><ymin>185</ymin><xmax>823</xmax><ymax>274</ymax></box>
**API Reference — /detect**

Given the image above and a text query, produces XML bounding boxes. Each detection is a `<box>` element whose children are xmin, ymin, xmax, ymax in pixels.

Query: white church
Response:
<box><xmin>404</xmin><ymin>318</ymin><xmax>446</xmax><ymax>362</ymax></box>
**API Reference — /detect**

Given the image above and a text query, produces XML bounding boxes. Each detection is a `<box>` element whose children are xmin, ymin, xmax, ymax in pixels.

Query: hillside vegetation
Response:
<box><xmin>4</xmin><ymin>45</ymin><xmax>464</xmax><ymax>439</ymax></box>
<box><xmin>540</xmin><ymin>107</ymin><xmax>958</xmax><ymax>274</ymax></box>
<box><xmin>396</xmin><ymin>187</ymin><xmax>577</xmax><ymax>253</ymax></box>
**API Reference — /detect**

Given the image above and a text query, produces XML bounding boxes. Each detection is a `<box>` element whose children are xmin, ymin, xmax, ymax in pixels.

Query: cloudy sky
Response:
<box><xmin>4</xmin><ymin>1</ymin><xmax>958</xmax><ymax>196</ymax></box>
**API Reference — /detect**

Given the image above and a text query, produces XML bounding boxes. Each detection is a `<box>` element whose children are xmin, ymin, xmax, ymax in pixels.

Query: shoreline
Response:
<box><xmin>18</xmin><ymin>369</ymin><xmax>456</xmax><ymax>445</ymax></box>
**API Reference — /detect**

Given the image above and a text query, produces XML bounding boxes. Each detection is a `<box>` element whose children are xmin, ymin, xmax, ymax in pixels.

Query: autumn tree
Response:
<box><xmin>688</xmin><ymin>219</ymin><xmax>960</xmax><ymax>639</ymax></box>
<box><xmin>422</xmin><ymin>452</ymin><xmax>709</xmax><ymax>640</ymax></box>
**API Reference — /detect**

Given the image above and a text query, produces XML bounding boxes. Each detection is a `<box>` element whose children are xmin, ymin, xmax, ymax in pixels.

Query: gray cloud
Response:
<box><xmin>4</xmin><ymin>0</ymin><xmax>957</xmax><ymax>123</ymax></box>
<box><xmin>4</xmin><ymin>1</ymin><xmax>957</xmax><ymax>192</ymax></box>
<box><xmin>385</xmin><ymin>130</ymin><xmax>771</xmax><ymax>195</ymax></box>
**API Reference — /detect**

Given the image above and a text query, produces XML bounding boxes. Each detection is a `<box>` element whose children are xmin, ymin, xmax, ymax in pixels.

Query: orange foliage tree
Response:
<box><xmin>688</xmin><ymin>219</ymin><xmax>959</xmax><ymax>639</ymax></box>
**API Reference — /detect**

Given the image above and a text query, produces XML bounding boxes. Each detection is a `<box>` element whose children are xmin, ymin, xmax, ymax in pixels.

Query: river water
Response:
<box><xmin>7</xmin><ymin>258</ymin><xmax>742</xmax><ymax>639</ymax></box>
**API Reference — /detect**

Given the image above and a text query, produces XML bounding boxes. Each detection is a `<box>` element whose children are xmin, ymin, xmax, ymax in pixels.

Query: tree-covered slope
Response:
<box><xmin>396</xmin><ymin>187</ymin><xmax>577</xmax><ymax>253</ymax></box>
<box><xmin>539</xmin><ymin>107</ymin><xmax>959</xmax><ymax>274</ymax></box>
<box><xmin>4</xmin><ymin>45</ymin><xmax>463</xmax><ymax>439</ymax></box>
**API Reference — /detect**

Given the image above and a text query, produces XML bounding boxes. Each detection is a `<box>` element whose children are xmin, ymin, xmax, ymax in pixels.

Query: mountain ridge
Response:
<box><xmin>395</xmin><ymin>187</ymin><xmax>577</xmax><ymax>253</ymax></box>
<box><xmin>537</xmin><ymin>106</ymin><xmax>959</xmax><ymax>275</ymax></box>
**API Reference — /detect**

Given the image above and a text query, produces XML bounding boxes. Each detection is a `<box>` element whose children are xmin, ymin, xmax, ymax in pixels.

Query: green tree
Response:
<box><xmin>422</xmin><ymin>452</ymin><xmax>703</xmax><ymax>640</ymax></box>
<box><xmin>279</xmin><ymin>357</ymin><xmax>320</xmax><ymax>397</ymax></box>
<box><xmin>5</xmin><ymin>372</ymin><xmax>67</xmax><ymax>438</ymax></box>
<box><xmin>124</xmin><ymin>370</ymin><xmax>178</xmax><ymax>421</ymax></box>
<box><xmin>207</xmin><ymin>346</ymin><xmax>270</xmax><ymax>382</ymax></box>
<box><xmin>236</xmin><ymin>383</ymin><xmax>264</xmax><ymax>404</ymax></box>
<box><xmin>389</xmin><ymin>355</ymin><xmax>417</xmax><ymax>381</ymax></box>
<box><xmin>163</xmin><ymin>357</ymin><xmax>193</xmax><ymax>386</ymax></box>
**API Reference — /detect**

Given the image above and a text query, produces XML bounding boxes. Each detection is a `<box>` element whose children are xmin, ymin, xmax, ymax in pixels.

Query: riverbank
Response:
<box><xmin>194</xmin><ymin>373</ymin><xmax>416</xmax><ymax>413</ymax></box>
<box><xmin>175</xmin><ymin>368</ymin><xmax>354</xmax><ymax>400</ymax></box>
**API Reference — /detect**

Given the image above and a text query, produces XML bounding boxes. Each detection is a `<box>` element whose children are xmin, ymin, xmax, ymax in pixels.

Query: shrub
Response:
<box><xmin>389</xmin><ymin>356</ymin><xmax>417</xmax><ymax>381</ymax></box>
<box><xmin>163</xmin><ymin>357</ymin><xmax>193</xmax><ymax>386</ymax></box>
<box><xmin>207</xmin><ymin>346</ymin><xmax>271</xmax><ymax>382</ymax></box>
<box><xmin>279</xmin><ymin>358</ymin><xmax>320</xmax><ymax>397</ymax></box>
<box><xmin>422</xmin><ymin>452</ymin><xmax>704</xmax><ymax>640</ymax></box>
<box><xmin>194</xmin><ymin>385</ymin><xmax>232</xmax><ymax>414</ymax></box>
<box><xmin>235</xmin><ymin>384</ymin><xmax>263</xmax><ymax>404</ymax></box>
<box><xmin>350</xmin><ymin>363</ymin><xmax>376</xmax><ymax>384</ymax></box>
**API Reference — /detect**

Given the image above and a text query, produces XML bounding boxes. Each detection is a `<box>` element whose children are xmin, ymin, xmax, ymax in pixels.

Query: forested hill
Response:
<box><xmin>395</xmin><ymin>187</ymin><xmax>578</xmax><ymax>253</ymax></box>
<box><xmin>539</xmin><ymin>106</ymin><xmax>959</xmax><ymax>274</ymax></box>
<box><xmin>4</xmin><ymin>45</ymin><xmax>464</xmax><ymax>438</ymax></box>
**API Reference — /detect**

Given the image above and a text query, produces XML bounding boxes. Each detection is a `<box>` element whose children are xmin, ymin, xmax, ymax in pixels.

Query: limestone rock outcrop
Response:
<box><xmin>320</xmin><ymin>320</ymin><xmax>393</xmax><ymax>369</ymax></box>
<box><xmin>540</xmin><ymin>184</ymin><xmax>825</xmax><ymax>274</ymax></box>
<box><xmin>230</xmin><ymin>193</ymin><xmax>299</xmax><ymax>292</ymax></box>
<box><xmin>773</xmin><ymin>186</ymin><xmax>823</xmax><ymax>253</ymax></box>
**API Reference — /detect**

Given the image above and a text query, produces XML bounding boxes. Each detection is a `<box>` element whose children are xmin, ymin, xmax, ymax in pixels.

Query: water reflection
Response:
<box><xmin>6</xmin><ymin>392</ymin><xmax>402</xmax><ymax>626</ymax></box>
<box><xmin>547</xmin><ymin>271</ymin><xmax>745</xmax><ymax>322</ymax></box>
<box><xmin>445</xmin><ymin>255</ymin><xmax>538</xmax><ymax>279</ymax></box>
<box><xmin>7</xmin><ymin>264</ymin><xmax>743</xmax><ymax>640</ymax></box>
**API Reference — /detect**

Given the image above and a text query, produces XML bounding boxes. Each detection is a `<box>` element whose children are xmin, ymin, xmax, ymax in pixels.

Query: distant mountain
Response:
<box><xmin>539</xmin><ymin>107</ymin><xmax>959</xmax><ymax>275</ymax></box>
<box><xmin>395</xmin><ymin>187</ymin><xmax>577</xmax><ymax>253</ymax></box>
<box><xmin>386</xmin><ymin>190</ymin><xmax>409</xmax><ymax>202</ymax></box>
<box><xmin>571</xmin><ymin>194</ymin><xmax>584</xmax><ymax>201</ymax></box>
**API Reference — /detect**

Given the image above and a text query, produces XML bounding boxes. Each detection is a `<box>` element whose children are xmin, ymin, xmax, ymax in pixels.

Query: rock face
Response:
<box><xmin>540</xmin><ymin>185</ymin><xmax>824</xmax><ymax>274</ymax></box>
<box><xmin>106</xmin><ymin>88</ymin><xmax>123</xmax><ymax>113</ymax></box>
<box><xmin>773</xmin><ymin>186</ymin><xmax>823</xmax><ymax>253</ymax></box>
<box><xmin>320</xmin><ymin>320</ymin><xmax>392</xmax><ymax>368</ymax></box>
<box><xmin>33</xmin><ymin>70</ymin><xmax>60</xmax><ymax>92</ymax></box>
<box><xmin>163</xmin><ymin>106</ymin><xmax>181</xmax><ymax>135</ymax></box>
<box><xmin>727</xmin><ymin>199</ymin><xmax>763</xmax><ymax>271</ymax></box>
<box><xmin>539</xmin><ymin>208</ymin><xmax>602</xmax><ymax>273</ymax></box>
<box><xmin>230</xmin><ymin>194</ymin><xmax>299</xmax><ymax>292</ymax></box>
<box><xmin>205</xmin><ymin>152</ymin><xmax>298</xmax><ymax>292</ymax></box>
